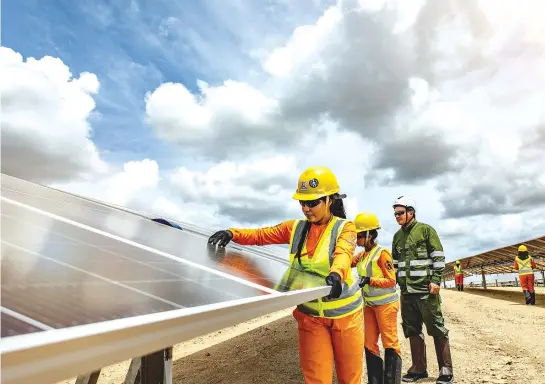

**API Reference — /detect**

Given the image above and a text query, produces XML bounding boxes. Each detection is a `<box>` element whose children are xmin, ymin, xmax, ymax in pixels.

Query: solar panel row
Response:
<box><xmin>0</xmin><ymin>173</ymin><xmax>326</xmax><ymax>342</ymax></box>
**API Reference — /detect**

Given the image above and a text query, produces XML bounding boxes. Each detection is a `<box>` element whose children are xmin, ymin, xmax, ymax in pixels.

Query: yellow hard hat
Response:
<box><xmin>456</xmin><ymin>260</ymin><xmax>460</xmax><ymax>264</ymax></box>
<box><xmin>518</xmin><ymin>244</ymin><xmax>527</xmax><ymax>252</ymax></box>
<box><xmin>292</xmin><ymin>166</ymin><xmax>340</xmax><ymax>201</ymax></box>
<box><xmin>354</xmin><ymin>212</ymin><xmax>381</xmax><ymax>233</ymax></box>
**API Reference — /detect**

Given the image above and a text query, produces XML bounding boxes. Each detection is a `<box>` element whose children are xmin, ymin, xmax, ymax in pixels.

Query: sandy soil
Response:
<box><xmin>59</xmin><ymin>288</ymin><xmax>545</xmax><ymax>384</ymax></box>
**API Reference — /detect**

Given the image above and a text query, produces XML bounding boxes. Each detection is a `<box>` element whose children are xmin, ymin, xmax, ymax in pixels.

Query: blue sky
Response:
<box><xmin>3</xmin><ymin>0</ymin><xmax>333</xmax><ymax>169</ymax></box>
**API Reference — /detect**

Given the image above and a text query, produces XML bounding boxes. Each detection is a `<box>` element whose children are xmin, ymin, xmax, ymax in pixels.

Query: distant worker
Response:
<box><xmin>351</xmin><ymin>212</ymin><xmax>402</xmax><ymax>384</ymax></box>
<box><xmin>391</xmin><ymin>196</ymin><xmax>453</xmax><ymax>384</ymax></box>
<box><xmin>454</xmin><ymin>260</ymin><xmax>467</xmax><ymax>291</ymax></box>
<box><xmin>514</xmin><ymin>245</ymin><xmax>537</xmax><ymax>305</ymax></box>
<box><xmin>208</xmin><ymin>166</ymin><xmax>364</xmax><ymax>384</ymax></box>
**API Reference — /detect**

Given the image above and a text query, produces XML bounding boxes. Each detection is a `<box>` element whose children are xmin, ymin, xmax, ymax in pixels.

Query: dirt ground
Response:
<box><xmin>60</xmin><ymin>287</ymin><xmax>545</xmax><ymax>384</ymax></box>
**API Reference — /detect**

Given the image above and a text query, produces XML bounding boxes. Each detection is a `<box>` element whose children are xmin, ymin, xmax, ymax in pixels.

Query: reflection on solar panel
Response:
<box><xmin>0</xmin><ymin>174</ymin><xmax>332</xmax><ymax>384</ymax></box>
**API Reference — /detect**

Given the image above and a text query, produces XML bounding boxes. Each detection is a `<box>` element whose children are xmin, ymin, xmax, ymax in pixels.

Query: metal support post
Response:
<box><xmin>481</xmin><ymin>268</ymin><xmax>487</xmax><ymax>290</ymax></box>
<box><xmin>541</xmin><ymin>270</ymin><xmax>545</xmax><ymax>287</ymax></box>
<box><xmin>495</xmin><ymin>279</ymin><xmax>498</xmax><ymax>287</ymax></box>
<box><xmin>75</xmin><ymin>371</ymin><xmax>101</xmax><ymax>384</ymax></box>
<box><xmin>124</xmin><ymin>347</ymin><xmax>173</xmax><ymax>384</ymax></box>
<box><xmin>515</xmin><ymin>277</ymin><xmax>518</xmax><ymax>287</ymax></box>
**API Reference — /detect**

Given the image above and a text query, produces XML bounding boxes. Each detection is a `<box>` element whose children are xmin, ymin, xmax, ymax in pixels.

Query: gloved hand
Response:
<box><xmin>208</xmin><ymin>230</ymin><xmax>233</xmax><ymax>247</ymax></box>
<box><xmin>358</xmin><ymin>276</ymin><xmax>371</xmax><ymax>287</ymax></box>
<box><xmin>325</xmin><ymin>272</ymin><xmax>343</xmax><ymax>299</ymax></box>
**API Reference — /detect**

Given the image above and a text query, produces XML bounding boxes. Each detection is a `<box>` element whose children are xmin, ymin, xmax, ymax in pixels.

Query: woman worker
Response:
<box><xmin>208</xmin><ymin>166</ymin><xmax>364</xmax><ymax>384</ymax></box>
<box><xmin>352</xmin><ymin>212</ymin><xmax>402</xmax><ymax>384</ymax></box>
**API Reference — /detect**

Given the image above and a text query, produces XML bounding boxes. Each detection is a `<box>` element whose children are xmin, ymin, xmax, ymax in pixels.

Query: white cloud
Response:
<box><xmin>53</xmin><ymin>159</ymin><xmax>159</xmax><ymax>207</ymax></box>
<box><xmin>6</xmin><ymin>0</ymin><xmax>545</xmax><ymax>265</ymax></box>
<box><xmin>0</xmin><ymin>47</ymin><xmax>108</xmax><ymax>183</ymax></box>
<box><xmin>167</xmin><ymin>155</ymin><xmax>300</xmax><ymax>225</ymax></box>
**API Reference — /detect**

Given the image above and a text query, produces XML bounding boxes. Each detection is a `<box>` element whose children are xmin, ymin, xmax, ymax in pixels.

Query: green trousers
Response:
<box><xmin>400</xmin><ymin>293</ymin><xmax>449</xmax><ymax>339</ymax></box>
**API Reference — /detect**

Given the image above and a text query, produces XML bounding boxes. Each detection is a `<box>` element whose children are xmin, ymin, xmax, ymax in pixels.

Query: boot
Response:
<box><xmin>384</xmin><ymin>348</ymin><xmax>402</xmax><ymax>384</ymax></box>
<box><xmin>460</xmin><ymin>284</ymin><xmax>463</xmax><ymax>291</ymax></box>
<box><xmin>530</xmin><ymin>292</ymin><xmax>536</xmax><ymax>305</ymax></box>
<box><xmin>365</xmin><ymin>348</ymin><xmax>384</xmax><ymax>384</ymax></box>
<box><xmin>402</xmin><ymin>334</ymin><xmax>428</xmax><ymax>382</ymax></box>
<box><xmin>433</xmin><ymin>337</ymin><xmax>453</xmax><ymax>384</ymax></box>
<box><xmin>524</xmin><ymin>290</ymin><xmax>531</xmax><ymax>305</ymax></box>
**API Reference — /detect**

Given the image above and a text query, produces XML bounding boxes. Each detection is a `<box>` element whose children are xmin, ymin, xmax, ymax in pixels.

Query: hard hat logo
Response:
<box><xmin>292</xmin><ymin>166</ymin><xmax>341</xmax><ymax>201</ymax></box>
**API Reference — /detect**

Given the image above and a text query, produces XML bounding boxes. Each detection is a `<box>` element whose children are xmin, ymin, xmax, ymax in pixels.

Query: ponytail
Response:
<box><xmin>330</xmin><ymin>193</ymin><xmax>347</xmax><ymax>219</ymax></box>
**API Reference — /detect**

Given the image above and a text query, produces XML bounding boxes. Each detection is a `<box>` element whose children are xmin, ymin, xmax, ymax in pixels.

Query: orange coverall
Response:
<box><xmin>230</xmin><ymin>220</ymin><xmax>363</xmax><ymax>384</ymax></box>
<box><xmin>514</xmin><ymin>257</ymin><xmax>537</xmax><ymax>292</ymax></box>
<box><xmin>351</xmin><ymin>249</ymin><xmax>400</xmax><ymax>356</ymax></box>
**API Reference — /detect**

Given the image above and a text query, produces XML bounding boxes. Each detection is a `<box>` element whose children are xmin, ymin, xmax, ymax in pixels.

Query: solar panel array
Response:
<box><xmin>443</xmin><ymin>236</ymin><xmax>545</xmax><ymax>280</ymax></box>
<box><xmin>0</xmin><ymin>173</ymin><xmax>326</xmax><ymax>340</ymax></box>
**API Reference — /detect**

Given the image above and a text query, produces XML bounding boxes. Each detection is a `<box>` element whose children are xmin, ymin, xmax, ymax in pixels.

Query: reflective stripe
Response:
<box><xmin>516</xmin><ymin>257</ymin><xmax>534</xmax><ymax>276</ymax></box>
<box><xmin>289</xmin><ymin>220</ymin><xmax>307</xmax><ymax>254</ymax></box>
<box><xmin>430</xmin><ymin>251</ymin><xmax>444</xmax><ymax>257</ymax></box>
<box><xmin>410</xmin><ymin>259</ymin><xmax>432</xmax><ymax>266</ymax></box>
<box><xmin>323</xmin><ymin>295</ymin><xmax>364</xmax><ymax>317</ymax></box>
<box><xmin>410</xmin><ymin>270</ymin><xmax>429</xmax><ymax>276</ymax></box>
<box><xmin>287</xmin><ymin>217</ymin><xmax>363</xmax><ymax>319</ymax></box>
<box><xmin>356</xmin><ymin>245</ymin><xmax>399</xmax><ymax>306</ymax></box>
<box><xmin>433</xmin><ymin>262</ymin><xmax>445</xmax><ymax>268</ymax></box>
<box><xmin>328</xmin><ymin>219</ymin><xmax>344</xmax><ymax>265</ymax></box>
<box><xmin>398</xmin><ymin>261</ymin><xmax>406</xmax><ymax>268</ymax></box>
<box><xmin>393</xmin><ymin>260</ymin><xmax>398</xmax><ymax>265</ymax></box>
<box><xmin>398</xmin><ymin>271</ymin><xmax>406</xmax><ymax>277</ymax></box>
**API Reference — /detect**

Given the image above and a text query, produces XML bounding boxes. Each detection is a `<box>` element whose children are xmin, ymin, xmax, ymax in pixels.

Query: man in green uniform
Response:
<box><xmin>391</xmin><ymin>196</ymin><xmax>453</xmax><ymax>384</ymax></box>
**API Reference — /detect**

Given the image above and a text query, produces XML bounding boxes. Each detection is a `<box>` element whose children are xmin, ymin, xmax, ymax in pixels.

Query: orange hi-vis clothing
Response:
<box><xmin>454</xmin><ymin>265</ymin><xmax>464</xmax><ymax>285</ymax></box>
<box><xmin>514</xmin><ymin>256</ymin><xmax>537</xmax><ymax>293</ymax></box>
<box><xmin>230</xmin><ymin>219</ymin><xmax>356</xmax><ymax>281</ymax></box>
<box><xmin>352</xmin><ymin>245</ymin><xmax>400</xmax><ymax>355</ymax></box>
<box><xmin>230</xmin><ymin>217</ymin><xmax>364</xmax><ymax>384</ymax></box>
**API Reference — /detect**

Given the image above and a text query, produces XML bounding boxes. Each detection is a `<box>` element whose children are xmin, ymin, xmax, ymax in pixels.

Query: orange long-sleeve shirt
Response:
<box><xmin>229</xmin><ymin>219</ymin><xmax>357</xmax><ymax>281</ymax></box>
<box><xmin>351</xmin><ymin>248</ymin><xmax>396</xmax><ymax>289</ymax></box>
<box><xmin>513</xmin><ymin>257</ymin><xmax>537</xmax><ymax>270</ymax></box>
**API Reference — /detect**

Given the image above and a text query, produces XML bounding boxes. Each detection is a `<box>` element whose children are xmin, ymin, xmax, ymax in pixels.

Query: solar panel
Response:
<box><xmin>1</xmin><ymin>174</ymin><xmax>309</xmax><ymax>291</ymax></box>
<box><xmin>0</xmin><ymin>174</ymin><xmax>331</xmax><ymax>384</ymax></box>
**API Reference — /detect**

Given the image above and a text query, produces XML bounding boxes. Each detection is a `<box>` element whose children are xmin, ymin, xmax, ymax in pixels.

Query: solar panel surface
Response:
<box><xmin>1</xmin><ymin>174</ymin><xmax>328</xmax><ymax>339</ymax></box>
<box><xmin>1</xmin><ymin>175</ymin><xmax>309</xmax><ymax>290</ymax></box>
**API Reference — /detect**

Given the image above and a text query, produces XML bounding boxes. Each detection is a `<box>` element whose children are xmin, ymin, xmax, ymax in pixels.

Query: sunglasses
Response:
<box><xmin>299</xmin><ymin>199</ymin><xmax>323</xmax><ymax>208</ymax></box>
<box><xmin>394</xmin><ymin>210</ymin><xmax>406</xmax><ymax>217</ymax></box>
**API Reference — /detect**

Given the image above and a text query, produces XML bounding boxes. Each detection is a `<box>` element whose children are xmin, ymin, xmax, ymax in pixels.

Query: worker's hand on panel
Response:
<box><xmin>325</xmin><ymin>271</ymin><xmax>343</xmax><ymax>299</ymax></box>
<box><xmin>358</xmin><ymin>276</ymin><xmax>371</xmax><ymax>287</ymax></box>
<box><xmin>429</xmin><ymin>282</ymin><xmax>440</xmax><ymax>295</ymax></box>
<box><xmin>208</xmin><ymin>230</ymin><xmax>233</xmax><ymax>247</ymax></box>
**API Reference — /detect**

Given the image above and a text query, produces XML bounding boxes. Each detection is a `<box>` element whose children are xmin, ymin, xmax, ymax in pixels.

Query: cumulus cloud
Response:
<box><xmin>0</xmin><ymin>47</ymin><xmax>108</xmax><ymax>183</ymax></box>
<box><xmin>53</xmin><ymin>159</ymin><xmax>160</xmax><ymax>207</ymax></box>
<box><xmin>167</xmin><ymin>155</ymin><xmax>301</xmax><ymax>224</ymax></box>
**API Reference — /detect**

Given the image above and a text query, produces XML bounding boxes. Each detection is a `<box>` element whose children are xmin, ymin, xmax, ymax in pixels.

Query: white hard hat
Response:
<box><xmin>393</xmin><ymin>196</ymin><xmax>416</xmax><ymax>211</ymax></box>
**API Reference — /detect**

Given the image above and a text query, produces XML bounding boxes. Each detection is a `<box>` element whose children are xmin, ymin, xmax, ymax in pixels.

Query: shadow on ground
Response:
<box><xmin>455</xmin><ymin>288</ymin><xmax>545</xmax><ymax>308</ymax></box>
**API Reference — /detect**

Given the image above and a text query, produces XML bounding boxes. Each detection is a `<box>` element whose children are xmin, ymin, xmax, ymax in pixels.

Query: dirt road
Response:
<box><xmin>172</xmin><ymin>288</ymin><xmax>545</xmax><ymax>384</ymax></box>
<box><xmin>59</xmin><ymin>287</ymin><xmax>544</xmax><ymax>383</ymax></box>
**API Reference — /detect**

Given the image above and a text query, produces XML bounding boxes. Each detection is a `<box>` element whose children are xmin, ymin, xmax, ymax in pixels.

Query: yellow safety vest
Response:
<box><xmin>516</xmin><ymin>257</ymin><xmax>534</xmax><ymax>276</ymax></box>
<box><xmin>454</xmin><ymin>265</ymin><xmax>463</xmax><ymax>275</ymax></box>
<box><xmin>356</xmin><ymin>244</ymin><xmax>399</xmax><ymax>306</ymax></box>
<box><xmin>287</xmin><ymin>216</ymin><xmax>363</xmax><ymax>319</ymax></box>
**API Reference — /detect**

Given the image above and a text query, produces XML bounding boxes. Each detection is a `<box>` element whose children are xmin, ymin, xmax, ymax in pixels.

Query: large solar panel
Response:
<box><xmin>1</xmin><ymin>174</ymin><xmax>316</xmax><ymax>292</ymax></box>
<box><xmin>1</xmin><ymin>174</ymin><xmax>328</xmax><ymax>338</ymax></box>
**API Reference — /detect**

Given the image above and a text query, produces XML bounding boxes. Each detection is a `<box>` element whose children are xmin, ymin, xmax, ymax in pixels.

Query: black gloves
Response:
<box><xmin>325</xmin><ymin>272</ymin><xmax>343</xmax><ymax>299</ymax></box>
<box><xmin>208</xmin><ymin>230</ymin><xmax>233</xmax><ymax>247</ymax></box>
<box><xmin>359</xmin><ymin>276</ymin><xmax>371</xmax><ymax>287</ymax></box>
